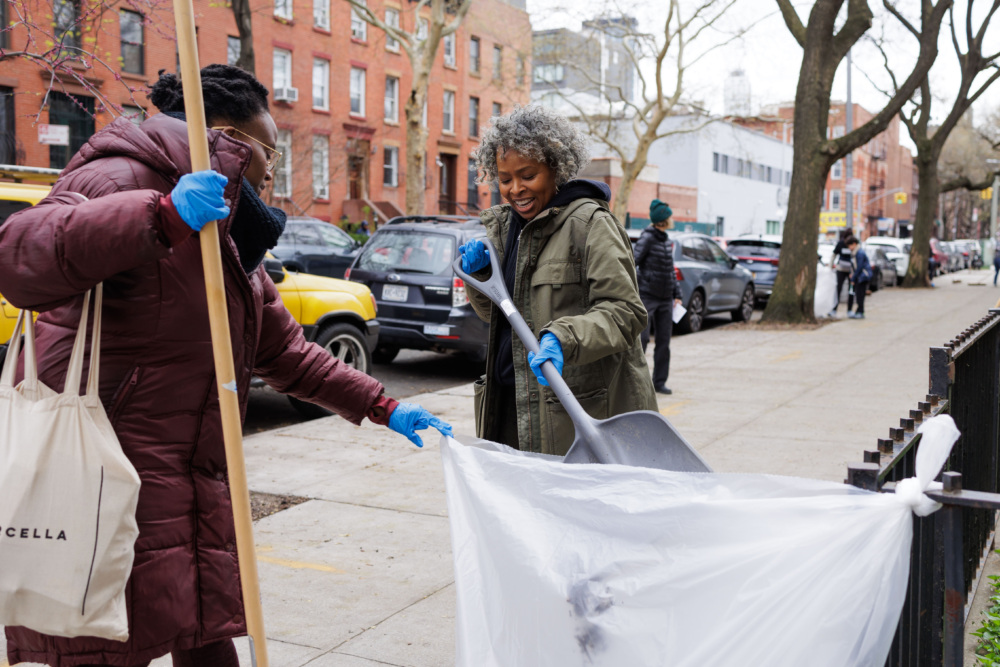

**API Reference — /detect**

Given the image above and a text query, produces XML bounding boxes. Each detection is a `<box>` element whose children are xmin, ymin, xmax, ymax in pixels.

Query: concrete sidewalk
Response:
<box><xmin>4</xmin><ymin>271</ymin><xmax>1000</xmax><ymax>666</ymax></box>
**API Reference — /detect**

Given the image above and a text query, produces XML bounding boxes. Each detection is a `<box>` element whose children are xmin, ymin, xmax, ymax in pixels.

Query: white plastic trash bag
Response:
<box><xmin>0</xmin><ymin>288</ymin><xmax>140</xmax><ymax>640</ymax></box>
<box><xmin>814</xmin><ymin>262</ymin><xmax>838</xmax><ymax>317</ymax></box>
<box><xmin>441</xmin><ymin>416</ymin><xmax>959</xmax><ymax>667</ymax></box>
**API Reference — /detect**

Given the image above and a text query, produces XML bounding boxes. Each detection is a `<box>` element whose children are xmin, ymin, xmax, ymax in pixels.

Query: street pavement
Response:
<box><xmin>4</xmin><ymin>269</ymin><xmax>1000</xmax><ymax>666</ymax></box>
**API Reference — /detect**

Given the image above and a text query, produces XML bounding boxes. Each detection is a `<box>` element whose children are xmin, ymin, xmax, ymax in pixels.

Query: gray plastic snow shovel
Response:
<box><xmin>452</xmin><ymin>239</ymin><xmax>712</xmax><ymax>473</ymax></box>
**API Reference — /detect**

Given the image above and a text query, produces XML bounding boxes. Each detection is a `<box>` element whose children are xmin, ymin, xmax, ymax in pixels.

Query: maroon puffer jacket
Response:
<box><xmin>0</xmin><ymin>114</ymin><xmax>387</xmax><ymax>666</ymax></box>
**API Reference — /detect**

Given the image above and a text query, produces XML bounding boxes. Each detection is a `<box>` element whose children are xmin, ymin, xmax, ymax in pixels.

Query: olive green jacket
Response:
<box><xmin>467</xmin><ymin>198</ymin><xmax>657</xmax><ymax>456</ymax></box>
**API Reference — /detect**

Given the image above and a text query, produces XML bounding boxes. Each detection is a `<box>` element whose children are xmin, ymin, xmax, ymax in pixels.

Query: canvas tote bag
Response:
<box><xmin>0</xmin><ymin>286</ymin><xmax>140</xmax><ymax>640</ymax></box>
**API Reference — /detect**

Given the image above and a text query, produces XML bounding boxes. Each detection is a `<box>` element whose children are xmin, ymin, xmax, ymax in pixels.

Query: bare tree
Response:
<box><xmin>536</xmin><ymin>0</ymin><xmax>742</xmax><ymax>222</ymax></box>
<box><xmin>1</xmin><ymin>0</ymin><xmax>173</xmax><ymax>119</ymax></box>
<box><xmin>230</xmin><ymin>0</ymin><xmax>257</xmax><ymax>74</ymax></box>
<box><xmin>764</xmin><ymin>0</ymin><xmax>950</xmax><ymax>323</ymax></box>
<box><xmin>878</xmin><ymin>0</ymin><xmax>1000</xmax><ymax>285</ymax></box>
<box><xmin>346</xmin><ymin>0</ymin><xmax>473</xmax><ymax>215</ymax></box>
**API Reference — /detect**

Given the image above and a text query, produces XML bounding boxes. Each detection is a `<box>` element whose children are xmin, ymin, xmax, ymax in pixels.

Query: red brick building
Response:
<box><xmin>0</xmin><ymin>0</ymin><xmax>532</xmax><ymax>223</ymax></box>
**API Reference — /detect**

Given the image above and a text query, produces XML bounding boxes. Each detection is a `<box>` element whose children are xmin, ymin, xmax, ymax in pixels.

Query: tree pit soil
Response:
<box><xmin>725</xmin><ymin>317</ymin><xmax>836</xmax><ymax>332</ymax></box>
<box><xmin>250</xmin><ymin>491</ymin><xmax>309</xmax><ymax>521</ymax></box>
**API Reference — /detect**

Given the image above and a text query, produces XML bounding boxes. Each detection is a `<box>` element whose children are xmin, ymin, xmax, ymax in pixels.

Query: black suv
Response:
<box><xmin>346</xmin><ymin>215</ymin><xmax>489</xmax><ymax>363</ymax></box>
<box><xmin>272</xmin><ymin>217</ymin><xmax>363</xmax><ymax>279</ymax></box>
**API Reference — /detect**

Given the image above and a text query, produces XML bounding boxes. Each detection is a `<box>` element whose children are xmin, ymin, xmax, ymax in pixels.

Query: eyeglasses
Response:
<box><xmin>211</xmin><ymin>126</ymin><xmax>282</xmax><ymax>173</ymax></box>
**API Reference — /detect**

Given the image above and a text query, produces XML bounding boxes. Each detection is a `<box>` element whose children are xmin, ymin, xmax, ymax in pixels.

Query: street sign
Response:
<box><xmin>37</xmin><ymin>124</ymin><xmax>69</xmax><ymax>146</ymax></box>
<box><xmin>846</xmin><ymin>178</ymin><xmax>862</xmax><ymax>194</ymax></box>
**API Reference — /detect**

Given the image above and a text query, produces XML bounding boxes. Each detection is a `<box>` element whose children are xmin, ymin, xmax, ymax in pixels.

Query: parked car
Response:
<box><xmin>954</xmin><ymin>239</ymin><xmax>981</xmax><ymax>269</ymax></box>
<box><xmin>864</xmin><ymin>236</ymin><xmax>911</xmax><ymax>280</ymax></box>
<box><xmin>345</xmin><ymin>215</ymin><xmax>489</xmax><ymax>363</ymax></box>
<box><xmin>253</xmin><ymin>257</ymin><xmax>380</xmax><ymax>418</ymax></box>
<box><xmin>671</xmin><ymin>233</ymin><xmax>755</xmax><ymax>333</ymax></box>
<box><xmin>862</xmin><ymin>244</ymin><xmax>897</xmax><ymax>290</ymax></box>
<box><xmin>271</xmin><ymin>217</ymin><xmax>363</xmax><ymax>279</ymax></box>
<box><xmin>941</xmin><ymin>241</ymin><xmax>963</xmax><ymax>272</ymax></box>
<box><xmin>726</xmin><ymin>235</ymin><xmax>783</xmax><ymax>304</ymax></box>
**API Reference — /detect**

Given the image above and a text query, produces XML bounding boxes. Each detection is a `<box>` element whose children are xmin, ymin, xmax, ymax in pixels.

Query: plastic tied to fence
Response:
<box><xmin>440</xmin><ymin>415</ymin><xmax>961</xmax><ymax>667</ymax></box>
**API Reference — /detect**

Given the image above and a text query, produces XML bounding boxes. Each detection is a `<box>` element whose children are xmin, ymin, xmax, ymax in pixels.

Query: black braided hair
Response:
<box><xmin>149</xmin><ymin>65</ymin><xmax>269</xmax><ymax>124</ymax></box>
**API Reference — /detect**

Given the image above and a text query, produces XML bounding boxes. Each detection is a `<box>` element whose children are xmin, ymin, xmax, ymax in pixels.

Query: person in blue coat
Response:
<box><xmin>847</xmin><ymin>236</ymin><xmax>872</xmax><ymax>319</ymax></box>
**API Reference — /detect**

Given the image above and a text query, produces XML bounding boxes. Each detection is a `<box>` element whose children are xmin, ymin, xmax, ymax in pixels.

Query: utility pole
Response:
<box><xmin>987</xmin><ymin>159</ymin><xmax>1000</xmax><ymax>267</ymax></box>
<box><xmin>845</xmin><ymin>50</ymin><xmax>854</xmax><ymax>237</ymax></box>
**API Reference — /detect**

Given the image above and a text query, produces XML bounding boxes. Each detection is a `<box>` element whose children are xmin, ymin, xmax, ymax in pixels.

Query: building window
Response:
<box><xmin>491</xmin><ymin>182</ymin><xmax>501</xmax><ymax>206</ymax></box>
<box><xmin>312</xmin><ymin>135</ymin><xmax>329</xmax><ymax>199</ymax></box>
<box><xmin>469</xmin><ymin>36</ymin><xmax>480</xmax><ymax>73</ymax></box>
<box><xmin>53</xmin><ymin>0</ymin><xmax>80</xmax><ymax>50</ymax></box>
<box><xmin>0</xmin><ymin>1</ymin><xmax>7</xmax><ymax>49</ymax></box>
<box><xmin>712</xmin><ymin>152</ymin><xmax>719</xmax><ymax>172</ymax></box>
<box><xmin>274</xmin><ymin>0</ymin><xmax>292</xmax><ymax>21</ymax></box>
<box><xmin>47</xmin><ymin>92</ymin><xmax>94</xmax><ymax>169</ymax></box>
<box><xmin>385</xmin><ymin>9</ymin><xmax>399</xmax><ymax>50</ymax></box>
<box><xmin>766</xmin><ymin>220</ymin><xmax>780</xmax><ymax>235</ymax></box>
<box><xmin>831</xmin><ymin>189</ymin><xmax>842</xmax><ymax>210</ymax></box>
<box><xmin>227</xmin><ymin>36</ymin><xmax>241</xmax><ymax>66</ymax></box>
<box><xmin>467</xmin><ymin>157</ymin><xmax>478</xmax><ymax>208</ymax></box>
<box><xmin>720</xmin><ymin>154</ymin><xmax>728</xmax><ymax>174</ymax></box>
<box><xmin>314</xmin><ymin>0</ymin><xmax>329</xmax><ymax>29</ymax></box>
<box><xmin>442</xmin><ymin>90</ymin><xmax>455</xmax><ymax>133</ymax></box>
<box><xmin>274</xmin><ymin>129</ymin><xmax>292</xmax><ymax>197</ymax></box>
<box><xmin>492</xmin><ymin>101</ymin><xmax>502</xmax><ymax>117</ymax></box>
<box><xmin>443</xmin><ymin>33</ymin><xmax>455</xmax><ymax>67</ymax></box>
<box><xmin>0</xmin><ymin>87</ymin><xmax>15</xmax><ymax>164</ymax></box>
<box><xmin>384</xmin><ymin>76</ymin><xmax>399</xmax><ymax>122</ymax></box>
<box><xmin>122</xmin><ymin>105</ymin><xmax>145</xmax><ymax>125</ymax></box>
<box><xmin>349</xmin><ymin>67</ymin><xmax>366</xmax><ymax>116</ymax></box>
<box><xmin>516</xmin><ymin>55</ymin><xmax>525</xmax><ymax>86</ymax></box>
<box><xmin>416</xmin><ymin>17</ymin><xmax>428</xmax><ymax>41</ymax></box>
<box><xmin>383</xmin><ymin>146</ymin><xmax>399</xmax><ymax>187</ymax></box>
<box><xmin>273</xmin><ymin>48</ymin><xmax>292</xmax><ymax>91</ymax></box>
<box><xmin>832</xmin><ymin>159</ymin><xmax>842</xmax><ymax>179</ymax></box>
<box><xmin>119</xmin><ymin>10</ymin><xmax>144</xmax><ymax>74</ymax></box>
<box><xmin>492</xmin><ymin>45</ymin><xmax>502</xmax><ymax>80</ymax></box>
<box><xmin>312</xmin><ymin>58</ymin><xmax>330</xmax><ymax>109</ymax></box>
<box><xmin>468</xmin><ymin>96</ymin><xmax>479</xmax><ymax>137</ymax></box>
<box><xmin>350</xmin><ymin>0</ymin><xmax>367</xmax><ymax>40</ymax></box>
<box><xmin>533</xmin><ymin>64</ymin><xmax>564</xmax><ymax>83</ymax></box>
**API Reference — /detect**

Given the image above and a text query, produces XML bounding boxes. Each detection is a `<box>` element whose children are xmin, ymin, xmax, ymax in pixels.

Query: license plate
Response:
<box><xmin>382</xmin><ymin>284</ymin><xmax>409</xmax><ymax>302</ymax></box>
<box><xmin>423</xmin><ymin>324</ymin><xmax>449</xmax><ymax>336</ymax></box>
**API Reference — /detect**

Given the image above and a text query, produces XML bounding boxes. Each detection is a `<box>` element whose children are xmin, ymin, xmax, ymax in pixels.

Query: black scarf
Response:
<box><xmin>163</xmin><ymin>111</ymin><xmax>286</xmax><ymax>274</ymax></box>
<box><xmin>493</xmin><ymin>179</ymin><xmax>612</xmax><ymax>388</ymax></box>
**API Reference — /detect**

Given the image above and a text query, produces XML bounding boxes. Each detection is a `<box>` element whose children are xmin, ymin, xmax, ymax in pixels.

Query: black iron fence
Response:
<box><xmin>847</xmin><ymin>309</ymin><xmax>1000</xmax><ymax>666</ymax></box>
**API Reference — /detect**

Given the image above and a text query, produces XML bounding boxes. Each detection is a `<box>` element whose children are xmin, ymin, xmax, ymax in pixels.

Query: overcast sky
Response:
<box><xmin>525</xmin><ymin>0</ymin><xmax>1000</xmax><ymax>153</ymax></box>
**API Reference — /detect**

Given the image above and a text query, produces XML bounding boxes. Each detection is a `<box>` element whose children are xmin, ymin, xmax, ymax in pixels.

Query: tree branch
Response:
<box><xmin>775</xmin><ymin>0</ymin><xmax>805</xmax><ymax>47</ymax></box>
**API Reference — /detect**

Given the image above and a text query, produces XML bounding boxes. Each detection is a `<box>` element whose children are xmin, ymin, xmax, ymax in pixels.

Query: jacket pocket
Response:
<box><xmin>108</xmin><ymin>365</ymin><xmax>142</xmax><ymax>426</ymax></box>
<box><xmin>543</xmin><ymin>387</ymin><xmax>609</xmax><ymax>456</ymax></box>
<box><xmin>531</xmin><ymin>261</ymin><xmax>584</xmax><ymax>323</ymax></box>
<box><xmin>473</xmin><ymin>374</ymin><xmax>487</xmax><ymax>439</ymax></box>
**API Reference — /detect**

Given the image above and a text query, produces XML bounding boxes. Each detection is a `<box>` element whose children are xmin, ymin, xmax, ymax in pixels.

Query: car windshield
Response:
<box><xmin>356</xmin><ymin>230</ymin><xmax>456</xmax><ymax>274</ymax></box>
<box><xmin>727</xmin><ymin>241</ymin><xmax>781</xmax><ymax>259</ymax></box>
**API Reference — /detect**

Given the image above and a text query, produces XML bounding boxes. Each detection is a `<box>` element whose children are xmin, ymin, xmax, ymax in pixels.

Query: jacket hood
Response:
<box><xmin>62</xmin><ymin>114</ymin><xmax>251</xmax><ymax>188</ymax></box>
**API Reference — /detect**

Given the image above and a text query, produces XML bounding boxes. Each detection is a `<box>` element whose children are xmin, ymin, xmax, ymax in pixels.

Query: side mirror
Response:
<box><xmin>727</xmin><ymin>254</ymin><xmax>738</xmax><ymax>269</ymax></box>
<box><xmin>263</xmin><ymin>257</ymin><xmax>286</xmax><ymax>284</ymax></box>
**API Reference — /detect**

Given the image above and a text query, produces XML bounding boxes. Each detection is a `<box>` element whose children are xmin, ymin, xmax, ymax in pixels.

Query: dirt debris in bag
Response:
<box><xmin>250</xmin><ymin>491</ymin><xmax>309</xmax><ymax>521</ymax></box>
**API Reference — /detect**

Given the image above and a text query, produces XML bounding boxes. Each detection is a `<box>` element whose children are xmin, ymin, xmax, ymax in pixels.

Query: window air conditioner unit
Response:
<box><xmin>274</xmin><ymin>87</ymin><xmax>299</xmax><ymax>102</ymax></box>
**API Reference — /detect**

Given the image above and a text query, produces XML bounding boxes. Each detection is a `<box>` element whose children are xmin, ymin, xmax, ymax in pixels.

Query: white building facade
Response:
<box><xmin>644</xmin><ymin>115</ymin><xmax>794</xmax><ymax>237</ymax></box>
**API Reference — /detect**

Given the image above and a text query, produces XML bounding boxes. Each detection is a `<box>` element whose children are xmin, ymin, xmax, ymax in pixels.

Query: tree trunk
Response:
<box><xmin>903</xmin><ymin>157</ymin><xmax>938</xmax><ymax>287</ymax></box>
<box><xmin>612</xmin><ymin>131</ymin><xmax>655</xmax><ymax>223</ymax></box>
<box><xmin>761</xmin><ymin>146</ymin><xmax>829</xmax><ymax>323</ymax></box>
<box><xmin>230</xmin><ymin>0</ymin><xmax>255</xmax><ymax>75</ymax></box>
<box><xmin>404</xmin><ymin>91</ymin><xmax>428</xmax><ymax>215</ymax></box>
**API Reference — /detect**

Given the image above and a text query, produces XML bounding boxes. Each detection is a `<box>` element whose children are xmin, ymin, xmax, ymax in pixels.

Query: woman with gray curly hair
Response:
<box><xmin>460</xmin><ymin>105</ymin><xmax>656</xmax><ymax>455</ymax></box>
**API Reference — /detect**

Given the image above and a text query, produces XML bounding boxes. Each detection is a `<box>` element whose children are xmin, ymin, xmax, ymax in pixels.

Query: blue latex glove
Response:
<box><xmin>458</xmin><ymin>239</ymin><xmax>490</xmax><ymax>273</ymax></box>
<box><xmin>527</xmin><ymin>332</ymin><xmax>564</xmax><ymax>387</ymax></box>
<box><xmin>172</xmin><ymin>170</ymin><xmax>230</xmax><ymax>232</ymax></box>
<box><xmin>388</xmin><ymin>402</ymin><xmax>454</xmax><ymax>448</ymax></box>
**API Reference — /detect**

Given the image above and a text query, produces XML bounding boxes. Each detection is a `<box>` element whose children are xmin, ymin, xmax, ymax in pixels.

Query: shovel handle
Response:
<box><xmin>452</xmin><ymin>240</ymin><xmax>593</xmax><ymax>431</ymax></box>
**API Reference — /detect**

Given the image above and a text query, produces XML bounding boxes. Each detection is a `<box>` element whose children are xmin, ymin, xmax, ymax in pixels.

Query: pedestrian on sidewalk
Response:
<box><xmin>633</xmin><ymin>199</ymin><xmax>682</xmax><ymax>394</ymax></box>
<box><xmin>847</xmin><ymin>236</ymin><xmax>873</xmax><ymax>319</ymax></box>
<box><xmin>0</xmin><ymin>65</ymin><xmax>451</xmax><ymax>667</ymax></box>
<box><xmin>828</xmin><ymin>228</ymin><xmax>854</xmax><ymax>317</ymax></box>
<box><xmin>993</xmin><ymin>249</ymin><xmax>1000</xmax><ymax>285</ymax></box>
<box><xmin>460</xmin><ymin>105</ymin><xmax>656</xmax><ymax>456</ymax></box>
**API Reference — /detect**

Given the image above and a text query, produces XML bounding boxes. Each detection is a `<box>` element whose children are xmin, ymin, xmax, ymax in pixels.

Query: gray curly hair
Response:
<box><xmin>474</xmin><ymin>105</ymin><xmax>590</xmax><ymax>188</ymax></box>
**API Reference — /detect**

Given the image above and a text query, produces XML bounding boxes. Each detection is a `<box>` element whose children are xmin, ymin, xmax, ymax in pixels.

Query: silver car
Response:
<box><xmin>671</xmin><ymin>233</ymin><xmax>756</xmax><ymax>333</ymax></box>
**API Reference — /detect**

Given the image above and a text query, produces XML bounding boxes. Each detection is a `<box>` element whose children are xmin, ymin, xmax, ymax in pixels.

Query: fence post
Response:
<box><xmin>929</xmin><ymin>347</ymin><xmax>952</xmax><ymax>400</ymax></box>
<box><xmin>846</xmin><ymin>462</ymin><xmax>879</xmax><ymax>491</ymax></box>
<box><xmin>941</xmin><ymin>472</ymin><xmax>963</xmax><ymax>667</ymax></box>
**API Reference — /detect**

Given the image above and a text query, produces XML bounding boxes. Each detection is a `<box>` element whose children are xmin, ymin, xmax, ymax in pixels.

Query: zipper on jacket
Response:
<box><xmin>109</xmin><ymin>366</ymin><xmax>141</xmax><ymax>425</ymax></box>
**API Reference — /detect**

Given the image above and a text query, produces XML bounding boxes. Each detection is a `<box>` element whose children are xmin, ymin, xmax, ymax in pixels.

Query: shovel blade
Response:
<box><xmin>563</xmin><ymin>410</ymin><xmax>712</xmax><ymax>473</ymax></box>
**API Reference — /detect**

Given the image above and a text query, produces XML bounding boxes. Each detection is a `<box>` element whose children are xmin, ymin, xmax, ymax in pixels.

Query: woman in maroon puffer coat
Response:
<box><xmin>0</xmin><ymin>65</ymin><xmax>451</xmax><ymax>667</ymax></box>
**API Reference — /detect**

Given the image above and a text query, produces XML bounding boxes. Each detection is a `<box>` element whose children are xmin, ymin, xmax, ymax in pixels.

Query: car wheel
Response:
<box><xmin>372</xmin><ymin>345</ymin><xmax>401</xmax><ymax>364</ymax></box>
<box><xmin>731</xmin><ymin>284</ymin><xmax>755</xmax><ymax>322</ymax></box>
<box><xmin>871</xmin><ymin>271</ymin><xmax>881</xmax><ymax>292</ymax></box>
<box><xmin>288</xmin><ymin>323</ymin><xmax>372</xmax><ymax>419</ymax></box>
<box><xmin>680</xmin><ymin>290</ymin><xmax>705</xmax><ymax>334</ymax></box>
